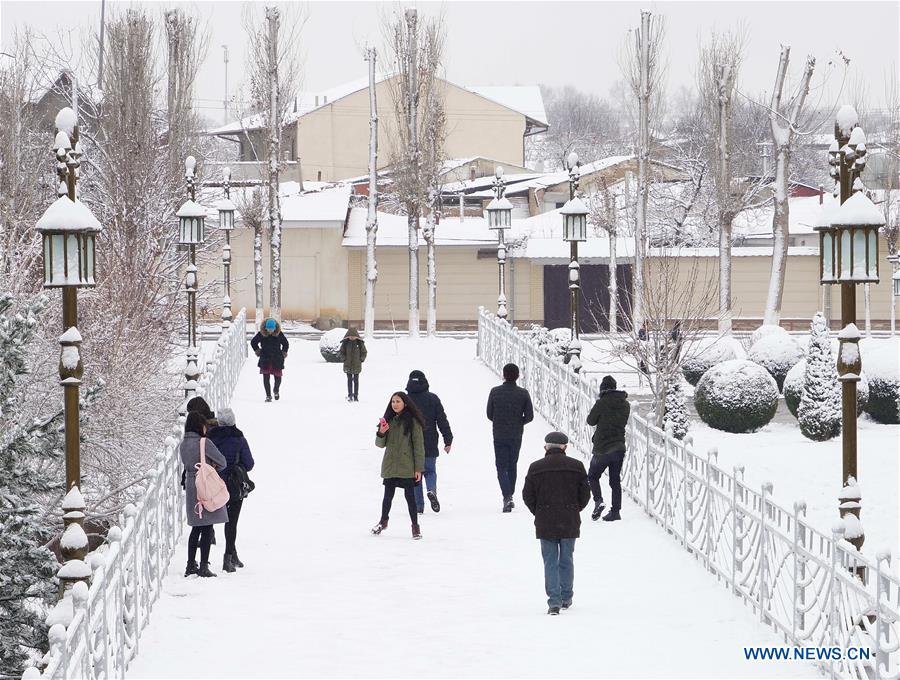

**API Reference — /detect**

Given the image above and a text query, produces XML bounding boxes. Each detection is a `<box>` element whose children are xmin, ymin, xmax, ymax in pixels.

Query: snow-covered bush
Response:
<box><xmin>682</xmin><ymin>336</ymin><xmax>745</xmax><ymax>386</ymax></box>
<box><xmin>750</xmin><ymin>323</ymin><xmax>789</xmax><ymax>348</ymax></box>
<box><xmin>863</xmin><ymin>343</ymin><xmax>900</xmax><ymax>424</ymax></box>
<box><xmin>798</xmin><ymin>313</ymin><xmax>840</xmax><ymax>441</ymax></box>
<box><xmin>785</xmin><ymin>360</ymin><xmax>868</xmax><ymax>419</ymax></box>
<box><xmin>694</xmin><ymin>359</ymin><xmax>778</xmax><ymax>433</ymax></box>
<box><xmin>663</xmin><ymin>380</ymin><xmax>689</xmax><ymax>440</ymax></box>
<box><xmin>748</xmin><ymin>332</ymin><xmax>804</xmax><ymax>392</ymax></box>
<box><xmin>319</xmin><ymin>328</ymin><xmax>346</xmax><ymax>363</ymax></box>
<box><xmin>528</xmin><ymin>324</ymin><xmax>569</xmax><ymax>359</ymax></box>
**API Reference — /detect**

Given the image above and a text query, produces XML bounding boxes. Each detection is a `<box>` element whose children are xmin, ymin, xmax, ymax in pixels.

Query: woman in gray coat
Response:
<box><xmin>181</xmin><ymin>411</ymin><xmax>228</xmax><ymax>577</ymax></box>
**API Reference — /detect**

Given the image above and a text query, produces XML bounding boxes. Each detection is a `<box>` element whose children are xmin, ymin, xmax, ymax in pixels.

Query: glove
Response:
<box><xmin>254</xmin><ymin>349</ymin><xmax>260</xmax><ymax>357</ymax></box>
<box><xmin>282</xmin><ymin>351</ymin><xmax>288</xmax><ymax>358</ymax></box>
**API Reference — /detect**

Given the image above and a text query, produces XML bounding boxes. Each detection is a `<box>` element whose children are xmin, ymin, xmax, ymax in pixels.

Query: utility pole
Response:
<box><xmin>633</xmin><ymin>9</ymin><xmax>651</xmax><ymax>332</ymax></box>
<box><xmin>364</xmin><ymin>46</ymin><xmax>379</xmax><ymax>339</ymax></box>
<box><xmin>97</xmin><ymin>0</ymin><xmax>106</xmax><ymax>87</ymax></box>
<box><xmin>222</xmin><ymin>44</ymin><xmax>230</xmax><ymax>125</ymax></box>
<box><xmin>406</xmin><ymin>8</ymin><xmax>420</xmax><ymax>338</ymax></box>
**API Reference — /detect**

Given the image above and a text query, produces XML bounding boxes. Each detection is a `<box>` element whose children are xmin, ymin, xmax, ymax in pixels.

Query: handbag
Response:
<box><xmin>227</xmin><ymin>463</ymin><xmax>256</xmax><ymax>502</ymax></box>
<box><xmin>194</xmin><ymin>437</ymin><xmax>230</xmax><ymax>517</ymax></box>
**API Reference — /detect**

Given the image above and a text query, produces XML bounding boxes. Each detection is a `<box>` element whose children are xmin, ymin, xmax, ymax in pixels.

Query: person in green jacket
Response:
<box><xmin>372</xmin><ymin>392</ymin><xmax>426</xmax><ymax>539</ymax></box>
<box><xmin>338</xmin><ymin>327</ymin><xmax>367</xmax><ymax>401</ymax></box>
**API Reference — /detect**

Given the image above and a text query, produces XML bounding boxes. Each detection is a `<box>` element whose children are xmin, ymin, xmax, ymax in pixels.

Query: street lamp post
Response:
<box><xmin>485</xmin><ymin>166</ymin><xmax>513</xmax><ymax>319</ymax></box>
<box><xmin>217</xmin><ymin>167</ymin><xmax>236</xmax><ymax>327</ymax></box>
<box><xmin>815</xmin><ymin>106</ymin><xmax>885</xmax><ymax>563</ymax></box>
<box><xmin>561</xmin><ymin>152</ymin><xmax>588</xmax><ymax>372</ymax></box>
<box><xmin>35</xmin><ymin>107</ymin><xmax>102</xmax><ymax>587</ymax></box>
<box><xmin>889</xmin><ymin>254</ymin><xmax>900</xmax><ymax>336</ymax></box>
<box><xmin>176</xmin><ymin>156</ymin><xmax>207</xmax><ymax>401</ymax></box>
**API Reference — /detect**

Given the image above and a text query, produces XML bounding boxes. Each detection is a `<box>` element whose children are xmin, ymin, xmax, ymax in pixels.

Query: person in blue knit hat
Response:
<box><xmin>250</xmin><ymin>318</ymin><xmax>289</xmax><ymax>402</ymax></box>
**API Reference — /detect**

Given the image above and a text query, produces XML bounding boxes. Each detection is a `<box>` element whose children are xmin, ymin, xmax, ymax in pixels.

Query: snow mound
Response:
<box><xmin>748</xmin><ymin>333</ymin><xmax>804</xmax><ymax>392</ymax></box>
<box><xmin>749</xmin><ymin>324</ymin><xmax>789</xmax><ymax>347</ymax></box>
<box><xmin>694</xmin><ymin>359</ymin><xmax>778</xmax><ymax>433</ymax></box>
<box><xmin>319</xmin><ymin>328</ymin><xmax>346</xmax><ymax>363</ymax></box>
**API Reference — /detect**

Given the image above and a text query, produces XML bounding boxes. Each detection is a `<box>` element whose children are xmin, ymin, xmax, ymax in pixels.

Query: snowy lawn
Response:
<box><xmin>128</xmin><ymin>337</ymin><xmax>816</xmax><ymax>679</ymax></box>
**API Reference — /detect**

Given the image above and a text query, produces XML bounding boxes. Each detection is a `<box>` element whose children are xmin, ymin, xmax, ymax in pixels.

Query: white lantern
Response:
<box><xmin>829</xmin><ymin>192</ymin><xmax>884</xmax><ymax>283</ymax></box>
<box><xmin>35</xmin><ymin>196</ymin><xmax>102</xmax><ymax>288</ymax></box>
<box><xmin>814</xmin><ymin>201</ymin><xmax>839</xmax><ymax>284</ymax></box>
<box><xmin>177</xmin><ymin>200</ymin><xmax>207</xmax><ymax>245</ymax></box>
<box><xmin>893</xmin><ymin>269</ymin><xmax>900</xmax><ymax>297</ymax></box>
<box><xmin>485</xmin><ymin>197</ymin><xmax>513</xmax><ymax>230</ymax></box>
<box><xmin>561</xmin><ymin>196</ymin><xmax>588</xmax><ymax>242</ymax></box>
<box><xmin>216</xmin><ymin>198</ymin><xmax>236</xmax><ymax>231</ymax></box>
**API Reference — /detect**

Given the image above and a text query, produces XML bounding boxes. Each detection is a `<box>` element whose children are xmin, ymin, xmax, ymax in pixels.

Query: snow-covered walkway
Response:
<box><xmin>128</xmin><ymin>337</ymin><xmax>815</xmax><ymax>679</ymax></box>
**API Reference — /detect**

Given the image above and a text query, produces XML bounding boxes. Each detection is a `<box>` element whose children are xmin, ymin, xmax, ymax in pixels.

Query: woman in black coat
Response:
<box><xmin>250</xmin><ymin>318</ymin><xmax>289</xmax><ymax>402</ymax></box>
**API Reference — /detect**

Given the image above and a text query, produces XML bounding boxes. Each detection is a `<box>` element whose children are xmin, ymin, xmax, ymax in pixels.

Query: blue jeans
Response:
<box><xmin>540</xmin><ymin>538</ymin><xmax>576</xmax><ymax>608</ymax></box>
<box><xmin>414</xmin><ymin>457</ymin><xmax>437</xmax><ymax>509</ymax></box>
<box><xmin>493</xmin><ymin>437</ymin><xmax>522</xmax><ymax>498</ymax></box>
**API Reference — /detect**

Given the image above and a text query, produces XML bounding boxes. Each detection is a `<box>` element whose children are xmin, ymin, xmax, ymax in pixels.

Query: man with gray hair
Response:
<box><xmin>522</xmin><ymin>431</ymin><xmax>590</xmax><ymax>615</ymax></box>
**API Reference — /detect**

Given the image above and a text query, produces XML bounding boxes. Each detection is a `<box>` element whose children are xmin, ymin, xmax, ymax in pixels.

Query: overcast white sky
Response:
<box><xmin>2</xmin><ymin>0</ymin><xmax>898</xmax><ymax>125</ymax></box>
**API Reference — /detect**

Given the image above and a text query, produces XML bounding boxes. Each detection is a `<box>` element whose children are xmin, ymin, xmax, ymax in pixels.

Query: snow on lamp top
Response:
<box><xmin>55</xmin><ymin>107</ymin><xmax>77</xmax><ymax>136</ymax></box>
<box><xmin>185</xmin><ymin>155</ymin><xmax>197</xmax><ymax>175</ymax></box>
<box><xmin>495</xmin><ymin>165</ymin><xmax>504</xmax><ymax>179</ymax></box>
<box><xmin>223</xmin><ymin>166</ymin><xmax>232</xmax><ymax>182</ymax></box>
<box><xmin>215</xmin><ymin>197</ymin><xmax>237</xmax><ymax>212</ymax></box>
<box><xmin>53</xmin><ymin>130</ymin><xmax>71</xmax><ymax>151</ymax></box>
<box><xmin>567</xmin><ymin>151</ymin><xmax>579</xmax><ymax>171</ymax></box>
<box><xmin>176</xmin><ymin>199</ymin><xmax>208</xmax><ymax>218</ymax></box>
<box><xmin>835</xmin><ymin>105</ymin><xmax>858</xmax><ymax>138</ymax></box>
<box><xmin>829</xmin><ymin>192</ymin><xmax>886</xmax><ymax>228</ymax></box>
<box><xmin>848</xmin><ymin>126</ymin><xmax>866</xmax><ymax>146</ymax></box>
<box><xmin>36</xmin><ymin>196</ymin><xmax>101</xmax><ymax>233</ymax></box>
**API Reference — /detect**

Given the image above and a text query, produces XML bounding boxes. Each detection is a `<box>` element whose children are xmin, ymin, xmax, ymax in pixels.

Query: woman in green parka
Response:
<box><xmin>339</xmin><ymin>328</ymin><xmax>367</xmax><ymax>401</ymax></box>
<box><xmin>372</xmin><ymin>392</ymin><xmax>426</xmax><ymax>539</ymax></box>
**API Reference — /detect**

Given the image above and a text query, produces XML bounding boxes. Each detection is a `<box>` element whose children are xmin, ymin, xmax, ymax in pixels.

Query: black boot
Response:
<box><xmin>184</xmin><ymin>560</ymin><xmax>199</xmax><ymax>577</ymax></box>
<box><xmin>502</xmin><ymin>496</ymin><xmax>514</xmax><ymax>513</ymax></box>
<box><xmin>265</xmin><ymin>395</ymin><xmax>272</xmax><ymax>402</ymax></box>
<box><xmin>274</xmin><ymin>391</ymin><xmax>280</xmax><ymax>400</ymax></box>
<box><xmin>427</xmin><ymin>490</ymin><xmax>440</xmax><ymax>513</ymax></box>
<box><xmin>602</xmin><ymin>509</ymin><xmax>621</xmax><ymax>522</ymax></box>
<box><xmin>231</xmin><ymin>550</ymin><xmax>244</xmax><ymax>568</ymax></box>
<box><xmin>591</xmin><ymin>500</ymin><xmax>606</xmax><ymax>521</ymax></box>
<box><xmin>371</xmin><ymin>518</ymin><xmax>388</xmax><ymax>535</ymax></box>
<box><xmin>412</xmin><ymin>523</ymin><xmax>422</xmax><ymax>540</ymax></box>
<box><xmin>197</xmin><ymin>562</ymin><xmax>217</xmax><ymax>577</ymax></box>
<box><xmin>223</xmin><ymin>553</ymin><xmax>236</xmax><ymax>573</ymax></box>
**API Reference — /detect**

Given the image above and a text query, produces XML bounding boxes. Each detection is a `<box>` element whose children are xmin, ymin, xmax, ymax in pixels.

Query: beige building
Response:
<box><xmin>208</xmin><ymin>76</ymin><xmax>548</xmax><ymax>182</ymax></box>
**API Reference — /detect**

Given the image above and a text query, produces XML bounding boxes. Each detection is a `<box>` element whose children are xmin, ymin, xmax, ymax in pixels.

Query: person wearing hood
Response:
<box><xmin>338</xmin><ymin>328</ymin><xmax>367</xmax><ymax>401</ymax></box>
<box><xmin>522</xmin><ymin>432</ymin><xmax>590</xmax><ymax>615</ymax></box>
<box><xmin>250</xmin><ymin>318</ymin><xmax>289</xmax><ymax>402</ymax></box>
<box><xmin>586</xmin><ymin>375</ymin><xmax>631</xmax><ymax>522</ymax></box>
<box><xmin>406</xmin><ymin>370</ymin><xmax>453</xmax><ymax>514</ymax></box>
<box><xmin>208</xmin><ymin>408</ymin><xmax>255</xmax><ymax>573</ymax></box>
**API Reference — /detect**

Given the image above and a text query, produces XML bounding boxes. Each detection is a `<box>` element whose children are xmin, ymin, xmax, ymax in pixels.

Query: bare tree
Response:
<box><xmin>538</xmin><ymin>85</ymin><xmax>621</xmax><ymax>169</ymax></box>
<box><xmin>385</xmin><ymin>8</ymin><xmax>446</xmax><ymax>337</ymax></box>
<box><xmin>763</xmin><ymin>46</ymin><xmax>815</xmax><ymax>325</ymax></box>
<box><xmin>587</xmin><ymin>178</ymin><xmax>622</xmax><ymax>332</ymax></box>
<box><xmin>235</xmin><ymin>186</ymin><xmax>266</xmax><ymax>323</ymax></box>
<box><xmin>882</xmin><ymin>66</ymin><xmax>900</xmax><ymax>336</ymax></box>
<box><xmin>364</xmin><ymin>46</ymin><xmax>379</xmax><ymax>338</ymax></box>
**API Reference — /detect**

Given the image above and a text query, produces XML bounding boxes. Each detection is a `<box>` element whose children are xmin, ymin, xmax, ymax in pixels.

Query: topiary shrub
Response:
<box><xmin>748</xmin><ymin>333</ymin><xmax>804</xmax><ymax>392</ymax></box>
<box><xmin>798</xmin><ymin>313</ymin><xmax>840</xmax><ymax>441</ymax></box>
<box><xmin>319</xmin><ymin>328</ymin><xmax>346</xmax><ymax>363</ymax></box>
<box><xmin>682</xmin><ymin>336</ymin><xmax>745</xmax><ymax>386</ymax></box>
<box><xmin>750</xmin><ymin>323</ymin><xmax>789</xmax><ymax>348</ymax></box>
<box><xmin>863</xmin><ymin>343</ymin><xmax>900</xmax><ymax>424</ymax></box>
<box><xmin>663</xmin><ymin>380</ymin><xmax>689</xmax><ymax>440</ymax></box>
<box><xmin>694</xmin><ymin>359</ymin><xmax>778</xmax><ymax>433</ymax></box>
<box><xmin>784</xmin><ymin>359</ymin><xmax>869</xmax><ymax>419</ymax></box>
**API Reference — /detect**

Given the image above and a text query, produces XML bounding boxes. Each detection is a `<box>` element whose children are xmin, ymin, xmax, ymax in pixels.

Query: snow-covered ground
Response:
<box><xmin>128</xmin><ymin>337</ymin><xmax>816</xmax><ymax>679</ymax></box>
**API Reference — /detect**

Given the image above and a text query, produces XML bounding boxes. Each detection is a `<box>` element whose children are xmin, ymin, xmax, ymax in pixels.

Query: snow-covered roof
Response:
<box><xmin>734</xmin><ymin>194</ymin><xmax>839</xmax><ymax>237</ymax></box>
<box><xmin>342</xmin><ymin>207</ymin><xmax>514</xmax><ymax>247</ymax></box>
<box><xmin>208</xmin><ymin>75</ymin><xmax>548</xmax><ymax>135</ymax></box>
<box><xmin>280</xmin><ymin>183</ymin><xmax>352</xmax><ymax>225</ymax></box>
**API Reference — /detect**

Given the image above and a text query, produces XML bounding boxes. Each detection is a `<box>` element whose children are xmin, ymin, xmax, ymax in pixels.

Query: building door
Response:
<box><xmin>282</xmin><ymin>254</ymin><xmax>319</xmax><ymax>320</ymax></box>
<box><xmin>542</xmin><ymin>264</ymin><xmax>633</xmax><ymax>332</ymax></box>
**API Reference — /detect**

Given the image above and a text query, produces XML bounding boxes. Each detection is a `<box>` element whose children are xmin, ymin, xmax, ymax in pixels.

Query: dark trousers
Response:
<box><xmin>188</xmin><ymin>525</ymin><xmax>214</xmax><ymax>565</ymax></box>
<box><xmin>263</xmin><ymin>374</ymin><xmax>282</xmax><ymax>397</ymax></box>
<box><xmin>224</xmin><ymin>499</ymin><xmax>243</xmax><ymax>555</ymax></box>
<box><xmin>493</xmin><ymin>437</ymin><xmax>522</xmax><ymax>498</ymax></box>
<box><xmin>381</xmin><ymin>479</ymin><xmax>418</xmax><ymax>524</ymax></box>
<box><xmin>588</xmin><ymin>450</ymin><xmax>625</xmax><ymax>511</ymax></box>
<box><xmin>346</xmin><ymin>373</ymin><xmax>359</xmax><ymax>398</ymax></box>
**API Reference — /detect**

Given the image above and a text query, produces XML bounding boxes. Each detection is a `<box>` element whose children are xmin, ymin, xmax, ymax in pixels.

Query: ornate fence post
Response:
<box><xmin>874</xmin><ymin>550</ymin><xmax>893</xmax><ymax>677</ymax></box>
<box><xmin>704</xmin><ymin>448</ymin><xmax>717</xmax><ymax>573</ymax></box>
<box><xmin>829</xmin><ymin>524</ymin><xmax>846</xmax><ymax>679</ymax></box>
<box><xmin>732</xmin><ymin>465</ymin><xmax>745</xmax><ymax>596</ymax></box>
<box><xmin>792</xmin><ymin>500</ymin><xmax>808</xmax><ymax>645</ymax></box>
<box><xmin>758</xmin><ymin>481</ymin><xmax>773</xmax><ymax>623</ymax></box>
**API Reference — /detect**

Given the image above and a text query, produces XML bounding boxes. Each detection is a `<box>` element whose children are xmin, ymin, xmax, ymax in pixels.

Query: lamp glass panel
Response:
<box><xmin>50</xmin><ymin>234</ymin><xmax>66</xmax><ymax>284</ymax></box>
<box><xmin>822</xmin><ymin>232</ymin><xmax>834</xmax><ymax>280</ymax></box>
<box><xmin>867</xmin><ymin>229</ymin><xmax>877</xmax><ymax>279</ymax></box>
<box><xmin>65</xmin><ymin>234</ymin><xmax>80</xmax><ymax>284</ymax></box>
<box><xmin>852</xmin><ymin>229</ymin><xmax>866</xmax><ymax>279</ymax></box>
<box><xmin>197</xmin><ymin>218</ymin><xmax>205</xmax><ymax>243</ymax></box>
<box><xmin>85</xmin><ymin>234</ymin><xmax>95</xmax><ymax>284</ymax></box>
<box><xmin>840</xmin><ymin>230</ymin><xmax>852</xmax><ymax>278</ymax></box>
<box><xmin>43</xmin><ymin>235</ymin><xmax>52</xmax><ymax>285</ymax></box>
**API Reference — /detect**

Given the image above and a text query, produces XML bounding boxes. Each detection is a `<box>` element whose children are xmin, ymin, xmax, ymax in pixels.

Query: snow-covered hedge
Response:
<box><xmin>863</xmin><ymin>343</ymin><xmax>900</xmax><ymax>424</ymax></box>
<box><xmin>529</xmin><ymin>324</ymin><xmax>569</xmax><ymax>359</ymax></box>
<box><xmin>749</xmin><ymin>324</ymin><xmax>788</xmax><ymax>348</ymax></box>
<box><xmin>694</xmin><ymin>360</ymin><xmax>778</xmax><ymax>433</ymax></box>
<box><xmin>319</xmin><ymin>328</ymin><xmax>346</xmax><ymax>363</ymax></box>
<box><xmin>681</xmin><ymin>336</ymin><xmax>745</xmax><ymax>386</ymax></box>
<box><xmin>748</xmin><ymin>333</ymin><xmax>804</xmax><ymax>392</ymax></box>
<box><xmin>784</xmin><ymin>359</ymin><xmax>868</xmax><ymax>418</ymax></box>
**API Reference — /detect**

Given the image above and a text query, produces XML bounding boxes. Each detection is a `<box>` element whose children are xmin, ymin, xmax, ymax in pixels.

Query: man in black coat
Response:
<box><xmin>486</xmin><ymin>363</ymin><xmax>534</xmax><ymax>513</ymax></box>
<box><xmin>406</xmin><ymin>370</ymin><xmax>453</xmax><ymax>514</ymax></box>
<box><xmin>522</xmin><ymin>431</ymin><xmax>590</xmax><ymax>615</ymax></box>
<box><xmin>586</xmin><ymin>375</ymin><xmax>631</xmax><ymax>522</ymax></box>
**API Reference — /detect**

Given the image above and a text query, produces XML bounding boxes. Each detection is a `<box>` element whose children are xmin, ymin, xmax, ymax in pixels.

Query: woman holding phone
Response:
<box><xmin>372</xmin><ymin>392</ymin><xmax>426</xmax><ymax>539</ymax></box>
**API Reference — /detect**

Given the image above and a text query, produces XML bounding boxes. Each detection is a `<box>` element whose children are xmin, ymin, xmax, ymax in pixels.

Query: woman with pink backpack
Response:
<box><xmin>181</xmin><ymin>411</ymin><xmax>229</xmax><ymax>577</ymax></box>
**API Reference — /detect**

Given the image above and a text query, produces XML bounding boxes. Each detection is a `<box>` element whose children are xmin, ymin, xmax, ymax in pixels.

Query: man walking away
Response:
<box><xmin>586</xmin><ymin>375</ymin><xmax>631</xmax><ymax>522</ymax></box>
<box><xmin>486</xmin><ymin>363</ymin><xmax>534</xmax><ymax>513</ymax></box>
<box><xmin>523</xmin><ymin>431</ymin><xmax>590</xmax><ymax>615</ymax></box>
<box><xmin>406</xmin><ymin>370</ymin><xmax>453</xmax><ymax>513</ymax></box>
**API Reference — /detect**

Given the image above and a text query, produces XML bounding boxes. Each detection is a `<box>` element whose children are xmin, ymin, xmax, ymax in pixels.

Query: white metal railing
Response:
<box><xmin>477</xmin><ymin>307</ymin><xmax>899</xmax><ymax>680</ymax></box>
<box><xmin>25</xmin><ymin>309</ymin><xmax>248</xmax><ymax>680</ymax></box>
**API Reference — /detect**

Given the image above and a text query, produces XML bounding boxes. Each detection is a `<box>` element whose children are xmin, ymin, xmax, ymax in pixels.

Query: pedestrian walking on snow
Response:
<box><xmin>181</xmin><ymin>412</ymin><xmax>228</xmax><ymax>578</ymax></box>
<box><xmin>250</xmin><ymin>318</ymin><xmax>289</xmax><ymax>402</ymax></box>
<box><xmin>339</xmin><ymin>327</ymin><xmax>367</xmax><ymax>401</ymax></box>
<box><xmin>522</xmin><ymin>431</ymin><xmax>590</xmax><ymax>615</ymax></box>
<box><xmin>586</xmin><ymin>375</ymin><xmax>631</xmax><ymax>522</ymax></box>
<box><xmin>372</xmin><ymin>392</ymin><xmax>426</xmax><ymax>539</ymax></box>
<box><xmin>208</xmin><ymin>407</ymin><xmax>255</xmax><ymax>573</ymax></box>
<box><xmin>486</xmin><ymin>363</ymin><xmax>534</xmax><ymax>512</ymax></box>
<box><xmin>406</xmin><ymin>370</ymin><xmax>453</xmax><ymax>514</ymax></box>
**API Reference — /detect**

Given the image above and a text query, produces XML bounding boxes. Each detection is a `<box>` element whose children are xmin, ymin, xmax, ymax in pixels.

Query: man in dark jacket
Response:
<box><xmin>586</xmin><ymin>375</ymin><xmax>631</xmax><ymax>522</ymax></box>
<box><xmin>486</xmin><ymin>363</ymin><xmax>534</xmax><ymax>513</ymax></box>
<box><xmin>522</xmin><ymin>431</ymin><xmax>590</xmax><ymax>615</ymax></box>
<box><xmin>406</xmin><ymin>370</ymin><xmax>453</xmax><ymax>514</ymax></box>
